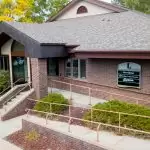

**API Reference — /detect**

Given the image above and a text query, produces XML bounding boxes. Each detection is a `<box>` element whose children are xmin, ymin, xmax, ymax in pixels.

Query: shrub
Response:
<box><xmin>34</xmin><ymin>93</ymin><xmax>69</xmax><ymax>114</ymax></box>
<box><xmin>25</xmin><ymin>130</ymin><xmax>40</xmax><ymax>142</ymax></box>
<box><xmin>83</xmin><ymin>100</ymin><xmax>150</xmax><ymax>132</ymax></box>
<box><xmin>0</xmin><ymin>70</ymin><xmax>10</xmax><ymax>93</ymax></box>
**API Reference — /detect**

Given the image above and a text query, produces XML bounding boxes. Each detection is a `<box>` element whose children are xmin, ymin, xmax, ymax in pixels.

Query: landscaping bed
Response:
<box><xmin>32</xmin><ymin>93</ymin><xmax>150</xmax><ymax>138</ymax></box>
<box><xmin>33</xmin><ymin>93</ymin><xmax>88</xmax><ymax>126</ymax></box>
<box><xmin>7</xmin><ymin>130</ymin><xmax>74</xmax><ymax>150</ymax></box>
<box><xmin>83</xmin><ymin>100</ymin><xmax>150</xmax><ymax>138</ymax></box>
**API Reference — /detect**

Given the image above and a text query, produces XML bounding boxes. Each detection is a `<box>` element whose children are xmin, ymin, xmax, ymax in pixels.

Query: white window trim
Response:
<box><xmin>65</xmin><ymin>58</ymin><xmax>86</xmax><ymax>79</ymax></box>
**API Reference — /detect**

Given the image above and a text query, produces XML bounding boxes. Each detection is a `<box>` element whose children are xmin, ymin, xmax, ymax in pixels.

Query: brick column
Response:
<box><xmin>31</xmin><ymin>58</ymin><xmax>48</xmax><ymax>99</ymax></box>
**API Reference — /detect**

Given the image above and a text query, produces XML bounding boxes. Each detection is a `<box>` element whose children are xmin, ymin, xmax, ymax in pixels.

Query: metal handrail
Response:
<box><xmin>28</xmin><ymin>98</ymin><xmax>150</xmax><ymax>120</ymax></box>
<box><xmin>0</xmin><ymin>78</ymin><xmax>24</xmax><ymax>96</ymax></box>
<box><xmin>50</xmin><ymin>79</ymin><xmax>150</xmax><ymax>105</ymax></box>
<box><xmin>3</xmin><ymin>83</ymin><xmax>31</xmax><ymax>111</ymax></box>
<box><xmin>26</xmin><ymin>108</ymin><xmax>150</xmax><ymax>142</ymax></box>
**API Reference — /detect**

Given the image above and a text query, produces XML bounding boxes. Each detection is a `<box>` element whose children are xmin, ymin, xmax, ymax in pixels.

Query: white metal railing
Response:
<box><xmin>3</xmin><ymin>83</ymin><xmax>31</xmax><ymax>111</ymax></box>
<box><xmin>0</xmin><ymin>78</ymin><xmax>24</xmax><ymax>96</ymax></box>
<box><xmin>50</xmin><ymin>79</ymin><xmax>150</xmax><ymax>106</ymax></box>
<box><xmin>27</xmin><ymin>98</ymin><xmax>150</xmax><ymax>141</ymax></box>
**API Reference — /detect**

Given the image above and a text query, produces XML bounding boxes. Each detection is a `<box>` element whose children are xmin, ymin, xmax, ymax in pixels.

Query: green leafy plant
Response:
<box><xmin>25</xmin><ymin>130</ymin><xmax>40</xmax><ymax>142</ymax></box>
<box><xmin>34</xmin><ymin>93</ymin><xmax>69</xmax><ymax>114</ymax></box>
<box><xmin>83</xmin><ymin>100</ymin><xmax>150</xmax><ymax>133</ymax></box>
<box><xmin>0</xmin><ymin>70</ymin><xmax>10</xmax><ymax>93</ymax></box>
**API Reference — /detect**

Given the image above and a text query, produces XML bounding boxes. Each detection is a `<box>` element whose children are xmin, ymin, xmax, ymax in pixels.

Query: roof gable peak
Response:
<box><xmin>47</xmin><ymin>0</ymin><xmax>127</xmax><ymax>22</ymax></box>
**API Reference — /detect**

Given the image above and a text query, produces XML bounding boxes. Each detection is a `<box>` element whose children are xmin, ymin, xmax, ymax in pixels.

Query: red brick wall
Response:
<box><xmin>48</xmin><ymin>58</ymin><xmax>150</xmax><ymax>106</ymax></box>
<box><xmin>22</xmin><ymin>119</ymin><xmax>107</xmax><ymax>150</ymax></box>
<box><xmin>87</xmin><ymin>59</ymin><xmax>150</xmax><ymax>94</ymax></box>
<box><xmin>31</xmin><ymin>58</ymin><xmax>48</xmax><ymax>99</ymax></box>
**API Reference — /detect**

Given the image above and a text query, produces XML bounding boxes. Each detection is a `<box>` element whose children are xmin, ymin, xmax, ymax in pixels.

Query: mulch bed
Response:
<box><xmin>7</xmin><ymin>130</ymin><xmax>52</xmax><ymax>150</ymax></box>
<box><xmin>6</xmin><ymin>107</ymin><xmax>89</xmax><ymax>150</ymax></box>
<box><xmin>55</xmin><ymin>107</ymin><xmax>88</xmax><ymax>126</ymax></box>
<box><xmin>7</xmin><ymin>130</ymin><xmax>78</xmax><ymax>150</ymax></box>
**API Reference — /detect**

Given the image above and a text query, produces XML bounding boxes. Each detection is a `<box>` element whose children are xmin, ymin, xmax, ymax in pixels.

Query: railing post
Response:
<box><xmin>119</xmin><ymin>113</ymin><xmax>121</xmax><ymax>133</ymax></box>
<box><xmin>97</xmin><ymin>123</ymin><xmax>101</xmax><ymax>142</ymax></box>
<box><xmin>68</xmin><ymin>117</ymin><xmax>72</xmax><ymax>132</ymax></box>
<box><xmin>70</xmin><ymin>84</ymin><xmax>72</xmax><ymax>100</ymax></box>
<box><xmin>50</xmin><ymin>103</ymin><xmax>52</xmax><ymax>119</ymax></box>
<box><xmin>89</xmin><ymin>88</ymin><xmax>91</xmax><ymax>105</ymax></box>
<box><xmin>46</xmin><ymin>113</ymin><xmax>49</xmax><ymax>124</ymax></box>
<box><xmin>26</xmin><ymin>109</ymin><xmax>30</xmax><ymax>118</ymax></box>
<box><xmin>69</xmin><ymin>105</ymin><xmax>71</xmax><ymax>117</ymax></box>
<box><xmin>91</xmin><ymin>107</ymin><xmax>93</xmax><ymax>127</ymax></box>
<box><xmin>51</xmin><ymin>82</ymin><xmax>53</xmax><ymax>93</ymax></box>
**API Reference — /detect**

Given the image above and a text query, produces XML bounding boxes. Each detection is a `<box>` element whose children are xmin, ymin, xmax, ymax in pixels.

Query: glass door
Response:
<box><xmin>12</xmin><ymin>57</ymin><xmax>27</xmax><ymax>84</ymax></box>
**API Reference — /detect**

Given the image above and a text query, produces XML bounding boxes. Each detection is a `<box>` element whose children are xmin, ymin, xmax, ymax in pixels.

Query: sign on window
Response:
<box><xmin>118</xmin><ymin>62</ymin><xmax>141</xmax><ymax>87</ymax></box>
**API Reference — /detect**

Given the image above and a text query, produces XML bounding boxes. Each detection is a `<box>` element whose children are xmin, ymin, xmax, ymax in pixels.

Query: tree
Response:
<box><xmin>113</xmin><ymin>0</ymin><xmax>150</xmax><ymax>14</ymax></box>
<box><xmin>31</xmin><ymin>0</ymin><xmax>69</xmax><ymax>23</ymax></box>
<box><xmin>0</xmin><ymin>0</ymin><xmax>69</xmax><ymax>23</ymax></box>
<box><xmin>0</xmin><ymin>0</ymin><xmax>33</xmax><ymax>22</ymax></box>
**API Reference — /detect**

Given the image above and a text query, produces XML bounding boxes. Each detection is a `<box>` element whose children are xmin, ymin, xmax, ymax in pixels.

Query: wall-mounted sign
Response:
<box><xmin>118</xmin><ymin>62</ymin><xmax>141</xmax><ymax>87</ymax></box>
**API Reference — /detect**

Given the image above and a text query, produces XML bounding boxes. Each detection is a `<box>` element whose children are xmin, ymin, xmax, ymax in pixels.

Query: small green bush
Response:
<box><xmin>83</xmin><ymin>100</ymin><xmax>150</xmax><ymax>132</ymax></box>
<box><xmin>34</xmin><ymin>93</ymin><xmax>69</xmax><ymax>114</ymax></box>
<box><xmin>25</xmin><ymin>130</ymin><xmax>40</xmax><ymax>142</ymax></box>
<box><xmin>0</xmin><ymin>70</ymin><xmax>10</xmax><ymax>93</ymax></box>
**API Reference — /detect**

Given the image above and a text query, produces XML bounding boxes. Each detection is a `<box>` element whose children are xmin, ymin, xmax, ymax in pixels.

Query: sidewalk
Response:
<box><xmin>48</xmin><ymin>87</ymin><xmax>106</xmax><ymax>108</ymax></box>
<box><xmin>0</xmin><ymin>139</ymin><xmax>22</xmax><ymax>150</ymax></box>
<box><xmin>25</xmin><ymin>115</ymin><xmax>150</xmax><ymax>150</ymax></box>
<box><xmin>0</xmin><ymin>115</ymin><xmax>23</xmax><ymax>138</ymax></box>
<box><xmin>0</xmin><ymin>115</ymin><xmax>24</xmax><ymax>150</ymax></box>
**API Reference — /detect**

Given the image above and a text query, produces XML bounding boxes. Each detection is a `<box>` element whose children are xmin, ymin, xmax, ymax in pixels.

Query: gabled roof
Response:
<box><xmin>47</xmin><ymin>0</ymin><xmax>127</xmax><ymax>22</ymax></box>
<box><xmin>0</xmin><ymin>22</ymin><xmax>68</xmax><ymax>58</ymax></box>
<box><xmin>2</xmin><ymin>11</ymin><xmax>150</xmax><ymax>53</ymax></box>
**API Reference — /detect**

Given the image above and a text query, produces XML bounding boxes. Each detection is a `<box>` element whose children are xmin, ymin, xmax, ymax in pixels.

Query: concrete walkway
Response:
<box><xmin>0</xmin><ymin>115</ymin><xmax>24</xmax><ymax>150</ymax></box>
<box><xmin>25</xmin><ymin>115</ymin><xmax>150</xmax><ymax>150</ymax></box>
<box><xmin>48</xmin><ymin>88</ymin><xmax>106</xmax><ymax>108</ymax></box>
<box><xmin>0</xmin><ymin>139</ymin><xmax>22</xmax><ymax>150</ymax></box>
<box><xmin>0</xmin><ymin>115</ymin><xmax>23</xmax><ymax>138</ymax></box>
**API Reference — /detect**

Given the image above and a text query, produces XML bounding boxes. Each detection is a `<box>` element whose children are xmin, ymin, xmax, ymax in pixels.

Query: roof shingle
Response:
<box><xmin>5</xmin><ymin>11</ymin><xmax>150</xmax><ymax>52</ymax></box>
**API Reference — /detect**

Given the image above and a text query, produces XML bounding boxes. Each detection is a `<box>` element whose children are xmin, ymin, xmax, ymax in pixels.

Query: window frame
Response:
<box><xmin>0</xmin><ymin>55</ymin><xmax>9</xmax><ymax>71</ymax></box>
<box><xmin>117</xmin><ymin>62</ymin><xmax>141</xmax><ymax>89</ymax></box>
<box><xmin>47</xmin><ymin>58</ymin><xmax>59</xmax><ymax>76</ymax></box>
<box><xmin>65</xmin><ymin>58</ymin><xmax>86</xmax><ymax>79</ymax></box>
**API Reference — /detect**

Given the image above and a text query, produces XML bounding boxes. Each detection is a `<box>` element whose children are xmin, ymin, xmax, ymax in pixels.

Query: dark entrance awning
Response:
<box><xmin>0</xmin><ymin>22</ymin><xmax>68</xmax><ymax>58</ymax></box>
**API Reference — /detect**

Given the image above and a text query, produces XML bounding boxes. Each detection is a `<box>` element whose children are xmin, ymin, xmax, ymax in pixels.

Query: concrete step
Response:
<box><xmin>0</xmin><ymin>89</ymin><xmax>34</xmax><ymax>118</ymax></box>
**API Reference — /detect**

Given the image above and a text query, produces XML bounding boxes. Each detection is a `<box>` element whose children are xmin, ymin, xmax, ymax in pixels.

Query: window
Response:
<box><xmin>47</xmin><ymin>58</ymin><xmax>59</xmax><ymax>76</ymax></box>
<box><xmin>77</xmin><ymin>6</ymin><xmax>88</xmax><ymax>14</ymax></box>
<box><xmin>65</xmin><ymin>59</ymin><xmax>86</xmax><ymax>79</ymax></box>
<box><xmin>118</xmin><ymin>62</ymin><xmax>141</xmax><ymax>88</ymax></box>
<box><xmin>0</xmin><ymin>56</ymin><xmax>9</xmax><ymax>70</ymax></box>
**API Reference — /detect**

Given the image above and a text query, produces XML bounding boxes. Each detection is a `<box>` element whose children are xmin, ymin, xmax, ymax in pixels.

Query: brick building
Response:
<box><xmin>0</xmin><ymin>0</ymin><xmax>150</xmax><ymax>105</ymax></box>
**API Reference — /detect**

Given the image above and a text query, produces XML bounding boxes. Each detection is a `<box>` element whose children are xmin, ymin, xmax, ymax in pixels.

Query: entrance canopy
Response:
<box><xmin>0</xmin><ymin>22</ymin><xmax>68</xmax><ymax>58</ymax></box>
